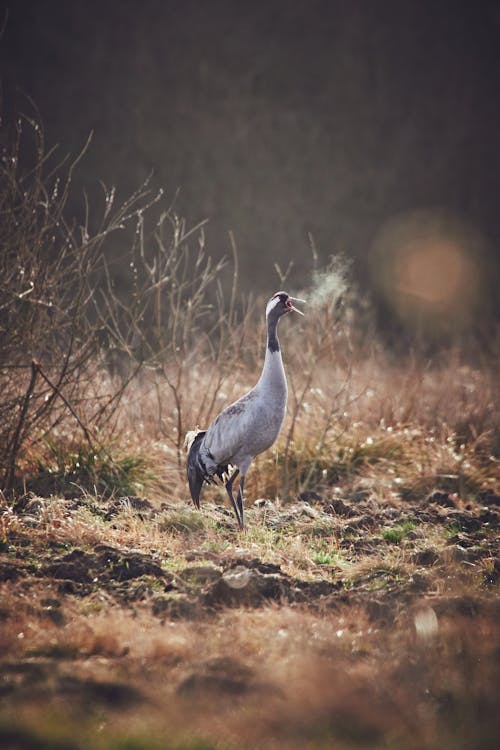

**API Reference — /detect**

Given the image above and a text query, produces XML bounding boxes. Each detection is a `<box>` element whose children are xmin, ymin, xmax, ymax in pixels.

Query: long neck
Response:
<box><xmin>267</xmin><ymin>309</ymin><xmax>281</xmax><ymax>354</ymax></box>
<box><xmin>258</xmin><ymin>310</ymin><xmax>287</xmax><ymax>393</ymax></box>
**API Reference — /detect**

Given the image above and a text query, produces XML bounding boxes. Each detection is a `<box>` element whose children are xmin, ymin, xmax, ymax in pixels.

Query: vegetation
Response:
<box><xmin>0</xmin><ymin>113</ymin><xmax>499</xmax><ymax>750</ymax></box>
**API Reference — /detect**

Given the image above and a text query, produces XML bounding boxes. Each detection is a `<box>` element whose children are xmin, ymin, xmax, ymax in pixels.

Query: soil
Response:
<box><xmin>0</xmin><ymin>488</ymin><xmax>499</xmax><ymax>749</ymax></box>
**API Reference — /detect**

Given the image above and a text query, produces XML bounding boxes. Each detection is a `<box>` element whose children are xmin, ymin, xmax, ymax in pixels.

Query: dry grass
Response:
<box><xmin>114</xmin><ymin>321</ymin><xmax>500</xmax><ymax>506</ymax></box>
<box><xmin>1</xmin><ymin>112</ymin><xmax>499</xmax><ymax>750</ymax></box>
<box><xmin>1</xmin><ymin>289</ymin><xmax>499</xmax><ymax>749</ymax></box>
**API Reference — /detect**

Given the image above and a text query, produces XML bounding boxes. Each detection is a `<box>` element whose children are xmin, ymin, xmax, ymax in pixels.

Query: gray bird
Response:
<box><xmin>185</xmin><ymin>291</ymin><xmax>304</xmax><ymax>529</ymax></box>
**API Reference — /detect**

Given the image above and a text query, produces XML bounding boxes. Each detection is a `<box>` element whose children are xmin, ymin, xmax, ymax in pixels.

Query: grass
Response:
<box><xmin>0</xmin><ymin>474</ymin><xmax>499</xmax><ymax>749</ymax></box>
<box><xmin>382</xmin><ymin>519</ymin><xmax>418</xmax><ymax>544</ymax></box>
<box><xmin>22</xmin><ymin>440</ymin><xmax>151</xmax><ymax>499</ymax></box>
<box><xmin>0</xmin><ymin>113</ymin><xmax>499</xmax><ymax>748</ymax></box>
<box><xmin>158</xmin><ymin>508</ymin><xmax>206</xmax><ymax>535</ymax></box>
<box><xmin>312</xmin><ymin>548</ymin><xmax>341</xmax><ymax>566</ymax></box>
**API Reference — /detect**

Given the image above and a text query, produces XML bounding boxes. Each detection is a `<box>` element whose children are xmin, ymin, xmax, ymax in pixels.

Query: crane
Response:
<box><xmin>185</xmin><ymin>291</ymin><xmax>304</xmax><ymax>529</ymax></box>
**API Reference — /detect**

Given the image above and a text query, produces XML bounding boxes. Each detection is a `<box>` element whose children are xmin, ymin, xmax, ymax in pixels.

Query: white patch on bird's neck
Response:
<box><xmin>265</xmin><ymin>295</ymin><xmax>281</xmax><ymax>318</ymax></box>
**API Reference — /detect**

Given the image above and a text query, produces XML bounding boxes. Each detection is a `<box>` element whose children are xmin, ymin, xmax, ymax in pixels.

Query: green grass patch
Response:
<box><xmin>310</xmin><ymin>538</ymin><xmax>346</xmax><ymax>568</ymax></box>
<box><xmin>382</xmin><ymin>520</ymin><xmax>417</xmax><ymax>544</ymax></box>
<box><xmin>312</xmin><ymin>549</ymin><xmax>338</xmax><ymax>566</ymax></box>
<box><xmin>23</xmin><ymin>440</ymin><xmax>150</xmax><ymax>498</ymax></box>
<box><xmin>277</xmin><ymin>433</ymin><xmax>407</xmax><ymax>492</ymax></box>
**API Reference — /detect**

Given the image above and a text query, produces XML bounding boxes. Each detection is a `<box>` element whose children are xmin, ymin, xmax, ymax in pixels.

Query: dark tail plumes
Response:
<box><xmin>186</xmin><ymin>429</ymin><xmax>229</xmax><ymax>510</ymax></box>
<box><xmin>186</xmin><ymin>431</ymin><xmax>206</xmax><ymax>508</ymax></box>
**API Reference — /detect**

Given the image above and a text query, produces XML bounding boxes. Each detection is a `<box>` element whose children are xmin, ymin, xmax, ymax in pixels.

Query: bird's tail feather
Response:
<box><xmin>186</xmin><ymin>430</ymin><xmax>207</xmax><ymax>509</ymax></box>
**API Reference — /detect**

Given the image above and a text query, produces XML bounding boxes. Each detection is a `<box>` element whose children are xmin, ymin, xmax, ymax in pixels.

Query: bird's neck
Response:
<box><xmin>258</xmin><ymin>312</ymin><xmax>287</xmax><ymax>392</ymax></box>
<box><xmin>267</xmin><ymin>311</ymin><xmax>281</xmax><ymax>354</ymax></box>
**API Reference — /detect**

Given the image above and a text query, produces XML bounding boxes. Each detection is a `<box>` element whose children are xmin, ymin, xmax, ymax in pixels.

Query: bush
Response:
<box><xmin>0</xmin><ymin>110</ymin><xmax>230</xmax><ymax>494</ymax></box>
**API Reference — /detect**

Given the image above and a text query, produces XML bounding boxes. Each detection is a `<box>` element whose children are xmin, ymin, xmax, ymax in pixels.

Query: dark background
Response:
<box><xmin>1</xmin><ymin>0</ymin><xmax>499</xmax><ymax>337</ymax></box>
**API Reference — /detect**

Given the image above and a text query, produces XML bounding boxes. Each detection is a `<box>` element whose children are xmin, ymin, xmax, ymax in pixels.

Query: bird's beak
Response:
<box><xmin>288</xmin><ymin>296</ymin><xmax>306</xmax><ymax>315</ymax></box>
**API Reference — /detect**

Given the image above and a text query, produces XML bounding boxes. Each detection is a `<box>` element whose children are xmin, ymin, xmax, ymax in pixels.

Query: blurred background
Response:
<box><xmin>1</xmin><ymin>0</ymin><xmax>499</xmax><ymax>345</ymax></box>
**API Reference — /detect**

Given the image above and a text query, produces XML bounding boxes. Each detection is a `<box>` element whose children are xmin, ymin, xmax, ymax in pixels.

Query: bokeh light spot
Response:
<box><xmin>370</xmin><ymin>211</ymin><xmax>485</xmax><ymax>335</ymax></box>
<box><xmin>393</xmin><ymin>239</ymin><xmax>474</xmax><ymax>309</ymax></box>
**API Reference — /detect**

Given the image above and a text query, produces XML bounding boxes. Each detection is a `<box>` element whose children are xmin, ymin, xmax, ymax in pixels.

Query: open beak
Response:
<box><xmin>288</xmin><ymin>296</ymin><xmax>306</xmax><ymax>315</ymax></box>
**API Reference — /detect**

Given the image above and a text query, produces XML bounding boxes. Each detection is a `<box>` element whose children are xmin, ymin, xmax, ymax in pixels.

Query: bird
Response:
<box><xmin>185</xmin><ymin>291</ymin><xmax>304</xmax><ymax>529</ymax></box>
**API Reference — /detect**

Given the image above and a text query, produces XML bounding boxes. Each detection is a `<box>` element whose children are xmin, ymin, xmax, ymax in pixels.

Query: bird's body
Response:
<box><xmin>186</xmin><ymin>291</ymin><xmax>303</xmax><ymax>529</ymax></box>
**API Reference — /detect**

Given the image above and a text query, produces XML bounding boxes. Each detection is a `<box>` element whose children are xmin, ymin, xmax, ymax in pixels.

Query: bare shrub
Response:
<box><xmin>96</xmin><ymin>211</ymin><xmax>251</xmax><ymax>468</ymax></box>
<box><xmin>0</xmin><ymin>111</ymin><xmax>228</xmax><ymax>494</ymax></box>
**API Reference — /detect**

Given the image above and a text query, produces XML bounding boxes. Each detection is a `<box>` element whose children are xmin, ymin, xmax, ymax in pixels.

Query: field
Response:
<box><xmin>1</xmin><ymin>327</ymin><xmax>499</xmax><ymax>750</ymax></box>
<box><xmin>1</xmin><ymin>119</ymin><xmax>499</xmax><ymax>749</ymax></box>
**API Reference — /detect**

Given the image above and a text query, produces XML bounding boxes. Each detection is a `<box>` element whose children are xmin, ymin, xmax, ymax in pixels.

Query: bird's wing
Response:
<box><xmin>203</xmin><ymin>390</ymin><xmax>258</xmax><ymax>464</ymax></box>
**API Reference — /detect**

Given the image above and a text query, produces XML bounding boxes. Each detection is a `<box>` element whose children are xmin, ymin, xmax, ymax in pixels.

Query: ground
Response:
<box><xmin>0</xmin><ymin>484</ymin><xmax>499</xmax><ymax>750</ymax></box>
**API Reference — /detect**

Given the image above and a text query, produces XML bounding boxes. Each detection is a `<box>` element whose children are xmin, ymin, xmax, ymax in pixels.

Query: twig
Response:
<box><xmin>228</xmin><ymin>230</ymin><xmax>239</xmax><ymax>327</ymax></box>
<box><xmin>281</xmin><ymin>370</ymin><xmax>313</xmax><ymax>498</ymax></box>
<box><xmin>3</xmin><ymin>360</ymin><xmax>38</xmax><ymax>492</ymax></box>
<box><xmin>35</xmin><ymin>362</ymin><xmax>98</xmax><ymax>451</ymax></box>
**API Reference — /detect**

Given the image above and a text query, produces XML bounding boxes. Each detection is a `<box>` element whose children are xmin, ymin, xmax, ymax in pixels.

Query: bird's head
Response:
<box><xmin>266</xmin><ymin>291</ymin><xmax>305</xmax><ymax>318</ymax></box>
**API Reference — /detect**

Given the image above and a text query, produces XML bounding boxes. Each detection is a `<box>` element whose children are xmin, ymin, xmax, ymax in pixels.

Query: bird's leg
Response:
<box><xmin>236</xmin><ymin>475</ymin><xmax>245</xmax><ymax>530</ymax></box>
<box><xmin>225</xmin><ymin>469</ymin><xmax>241</xmax><ymax>527</ymax></box>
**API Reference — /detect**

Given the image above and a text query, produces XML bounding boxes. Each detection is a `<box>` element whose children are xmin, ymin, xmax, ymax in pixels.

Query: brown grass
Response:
<box><xmin>1</xmin><ymin>280</ymin><xmax>499</xmax><ymax>749</ymax></box>
<box><xmin>114</xmin><ymin>318</ymin><xmax>500</xmax><ymax>506</ymax></box>
<box><xmin>1</xmin><ymin>112</ymin><xmax>499</xmax><ymax>750</ymax></box>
